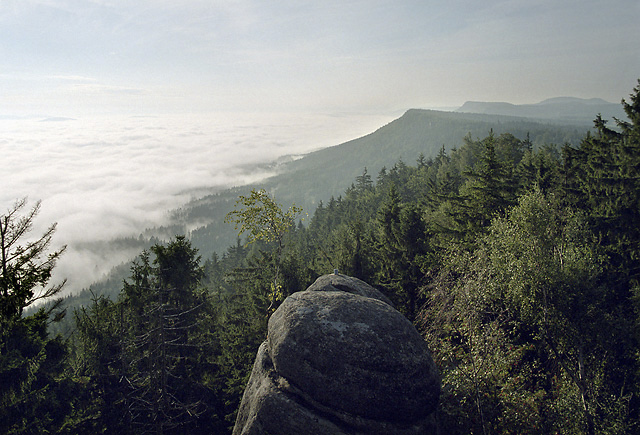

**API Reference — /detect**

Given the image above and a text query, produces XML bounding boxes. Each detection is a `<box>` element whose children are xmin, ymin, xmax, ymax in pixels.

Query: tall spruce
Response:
<box><xmin>73</xmin><ymin>236</ymin><xmax>221</xmax><ymax>434</ymax></box>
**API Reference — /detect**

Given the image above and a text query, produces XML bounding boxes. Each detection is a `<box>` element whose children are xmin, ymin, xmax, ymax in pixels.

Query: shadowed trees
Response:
<box><xmin>0</xmin><ymin>199</ymin><xmax>69</xmax><ymax>434</ymax></box>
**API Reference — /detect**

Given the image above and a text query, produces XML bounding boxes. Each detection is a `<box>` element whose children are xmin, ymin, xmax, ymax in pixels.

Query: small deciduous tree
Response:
<box><xmin>225</xmin><ymin>189</ymin><xmax>302</xmax><ymax>311</ymax></box>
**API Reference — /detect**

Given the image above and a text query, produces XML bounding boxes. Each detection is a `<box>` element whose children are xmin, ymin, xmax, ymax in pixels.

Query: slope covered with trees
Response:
<box><xmin>181</xmin><ymin>108</ymin><xmax>590</xmax><ymax>264</ymax></box>
<box><xmin>61</xmin><ymin>107</ymin><xmax>590</xmax><ymax>309</ymax></box>
<box><xmin>2</xmin><ymin>80</ymin><xmax>639</xmax><ymax>433</ymax></box>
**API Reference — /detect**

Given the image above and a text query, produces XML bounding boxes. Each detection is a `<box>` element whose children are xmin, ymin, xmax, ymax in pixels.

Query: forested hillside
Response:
<box><xmin>179</xmin><ymin>108</ymin><xmax>590</xmax><ymax>263</ymax></box>
<box><xmin>2</xmin><ymin>80</ymin><xmax>639</xmax><ymax>434</ymax></box>
<box><xmin>62</xmin><ymin>107</ymin><xmax>591</xmax><ymax>309</ymax></box>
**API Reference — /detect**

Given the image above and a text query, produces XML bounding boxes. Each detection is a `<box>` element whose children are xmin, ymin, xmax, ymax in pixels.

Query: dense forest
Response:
<box><xmin>2</xmin><ymin>81</ymin><xmax>640</xmax><ymax>434</ymax></box>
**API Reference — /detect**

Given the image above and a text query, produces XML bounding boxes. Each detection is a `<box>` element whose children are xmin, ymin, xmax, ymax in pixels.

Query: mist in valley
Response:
<box><xmin>1</xmin><ymin>111</ymin><xmax>395</xmax><ymax>296</ymax></box>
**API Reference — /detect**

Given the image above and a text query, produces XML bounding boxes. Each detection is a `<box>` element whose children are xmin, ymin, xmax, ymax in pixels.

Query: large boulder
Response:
<box><xmin>233</xmin><ymin>274</ymin><xmax>440</xmax><ymax>435</ymax></box>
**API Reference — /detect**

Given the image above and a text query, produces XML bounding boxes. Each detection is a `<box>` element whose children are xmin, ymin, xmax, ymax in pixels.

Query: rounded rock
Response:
<box><xmin>267</xmin><ymin>290</ymin><xmax>440</xmax><ymax>423</ymax></box>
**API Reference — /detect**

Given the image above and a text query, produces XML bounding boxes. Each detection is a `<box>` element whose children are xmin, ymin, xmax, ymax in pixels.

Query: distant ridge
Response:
<box><xmin>68</xmin><ymin>108</ymin><xmax>594</xmax><ymax>304</ymax></box>
<box><xmin>264</xmin><ymin>109</ymin><xmax>589</xmax><ymax>211</ymax></box>
<box><xmin>456</xmin><ymin>97</ymin><xmax>626</xmax><ymax>124</ymax></box>
<box><xmin>537</xmin><ymin>97</ymin><xmax>611</xmax><ymax>106</ymax></box>
<box><xmin>178</xmin><ymin>109</ymin><xmax>591</xmax><ymax>263</ymax></box>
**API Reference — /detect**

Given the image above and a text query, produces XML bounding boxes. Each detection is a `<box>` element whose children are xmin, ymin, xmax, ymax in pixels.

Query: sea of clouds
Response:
<box><xmin>1</xmin><ymin>111</ymin><xmax>394</xmax><ymax>297</ymax></box>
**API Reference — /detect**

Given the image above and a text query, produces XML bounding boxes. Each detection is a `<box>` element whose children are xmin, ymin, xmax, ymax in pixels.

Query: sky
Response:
<box><xmin>1</xmin><ymin>0</ymin><xmax>639</xmax><ymax>117</ymax></box>
<box><xmin>1</xmin><ymin>0</ymin><xmax>639</xmax><ymax>297</ymax></box>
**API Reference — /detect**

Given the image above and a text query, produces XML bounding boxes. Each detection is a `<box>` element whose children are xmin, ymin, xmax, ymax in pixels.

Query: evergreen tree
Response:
<box><xmin>354</xmin><ymin>167</ymin><xmax>373</xmax><ymax>193</ymax></box>
<box><xmin>0</xmin><ymin>199</ymin><xmax>66</xmax><ymax>320</ymax></box>
<box><xmin>71</xmin><ymin>293</ymin><xmax>131</xmax><ymax>433</ymax></box>
<box><xmin>0</xmin><ymin>199</ymin><xmax>70</xmax><ymax>434</ymax></box>
<box><xmin>72</xmin><ymin>237</ymin><xmax>222</xmax><ymax>434</ymax></box>
<box><xmin>444</xmin><ymin>132</ymin><xmax>517</xmax><ymax>242</ymax></box>
<box><xmin>374</xmin><ymin>185</ymin><xmax>430</xmax><ymax>320</ymax></box>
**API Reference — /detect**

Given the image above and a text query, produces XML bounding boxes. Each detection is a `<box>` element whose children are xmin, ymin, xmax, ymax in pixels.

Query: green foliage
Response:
<box><xmin>214</xmin><ymin>270</ymin><xmax>269</xmax><ymax>426</ymax></box>
<box><xmin>174</xmin><ymin>110</ymin><xmax>588</xmax><ymax>263</ymax></box>
<box><xmin>0</xmin><ymin>198</ymin><xmax>66</xmax><ymax>321</ymax></box>
<box><xmin>373</xmin><ymin>186</ymin><xmax>432</xmax><ymax>320</ymax></box>
<box><xmin>0</xmin><ymin>199</ymin><xmax>72</xmax><ymax>434</ymax></box>
<box><xmin>225</xmin><ymin>188</ymin><xmax>303</xmax><ymax>314</ymax></box>
<box><xmin>423</xmin><ymin>189</ymin><xmax>637</xmax><ymax>434</ymax></box>
<box><xmin>6</xmin><ymin>81</ymin><xmax>640</xmax><ymax>434</ymax></box>
<box><xmin>69</xmin><ymin>237</ymin><xmax>226</xmax><ymax>434</ymax></box>
<box><xmin>225</xmin><ymin>188</ymin><xmax>303</xmax><ymax>248</ymax></box>
<box><xmin>0</xmin><ymin>309</ymin><xmax>72</xmax><ymax>434</ymax></box>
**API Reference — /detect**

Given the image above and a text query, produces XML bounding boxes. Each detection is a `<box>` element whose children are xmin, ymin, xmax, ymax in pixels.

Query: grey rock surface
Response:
<box><xmin>305</xmin><ymin>273</ymin><xmax>394</xmax><ymax>306</ymax></box>
<box><xmin>233</xmin><ymin>274</ymin><xmax>440</xmax><ymax>435</ymax></box>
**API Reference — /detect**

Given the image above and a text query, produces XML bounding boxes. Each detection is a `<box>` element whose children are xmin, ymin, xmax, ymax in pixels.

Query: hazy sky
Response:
<box><xmin>2</xmin><ymin>0</ymin><xmax>639</xmax><ymax>117</ymax></box>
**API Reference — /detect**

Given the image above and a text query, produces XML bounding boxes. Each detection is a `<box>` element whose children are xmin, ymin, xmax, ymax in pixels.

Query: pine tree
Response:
<box><xmin>0</xmin><ymin>199</ymin><xmax>66</xmax><ymax>320</ymax></box>
<box><xmin>561</xmin><ymin>82</ymin><xmax>640</xmax><ymax>307</ymax></box>
<box><xmin>354</xmin><ymin>167</ymin><xmax>373</xmax><ymax>193</ymax></box>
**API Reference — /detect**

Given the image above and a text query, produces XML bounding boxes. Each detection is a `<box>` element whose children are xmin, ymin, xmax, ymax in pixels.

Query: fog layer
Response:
<box><xmin>1</xmin><ymin>111</ymin><xmax>394</xmax><ymax>295</ymax></box>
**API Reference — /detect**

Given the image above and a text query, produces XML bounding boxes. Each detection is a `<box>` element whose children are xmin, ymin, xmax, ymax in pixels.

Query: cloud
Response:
<box><xmin>1</xmin><ymin>110</ymin><xmax>395</xmax><ymax>295</ymax></box>
<box><xmin>65</xmin><ymin>83</ymin><xmax>147</xmax><ymax>95</ymax></box>
<box><xmin>49</xmin><ymin>75</ymin><xmax>98</xmax><ymax>82</ymax></box>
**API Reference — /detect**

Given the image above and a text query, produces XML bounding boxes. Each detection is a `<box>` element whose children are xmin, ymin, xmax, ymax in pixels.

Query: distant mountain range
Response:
<box><xmin>456</xmin><ymin>97</ymin><xmax>626</xmax><ymax>124</ymax></box>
